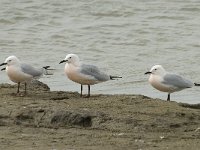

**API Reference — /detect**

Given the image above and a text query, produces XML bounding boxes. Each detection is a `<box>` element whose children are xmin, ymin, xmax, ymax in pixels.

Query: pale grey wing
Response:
<box><xmin>21</xmin><ymin>63</ymin><xmax>43</xmax><ymax>78</ymax></box>
<box><xmin>162</xmin><ymin>73</ymin><xmax>193</xmax><ymax>88</ymax></box>
<box><xmin>80</xmin><ymin>64</ymin><xmax>110</xmax><ymax>81</ymax></box>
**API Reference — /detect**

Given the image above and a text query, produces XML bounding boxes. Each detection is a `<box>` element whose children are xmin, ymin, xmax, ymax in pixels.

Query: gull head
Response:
<box><xmin>145</xmin><ymin>65</ymin><xmax>166</xmax><ymax>76</ymax></box>
<box><xmin>59</xmin><ymin>54</ymin><xmax>80</xmax><ymax>66</ymax></box>
<box><xmin>0</xmin><ymin>55</ymin><xmax>20</xmax><ymax>66</ymax></box>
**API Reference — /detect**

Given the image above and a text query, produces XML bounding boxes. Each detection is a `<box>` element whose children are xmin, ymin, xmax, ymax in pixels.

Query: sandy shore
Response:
<box><xmin>0</xmin><ymin>81</ymin><xmax>200</xmax><ymax>150</ymax></box>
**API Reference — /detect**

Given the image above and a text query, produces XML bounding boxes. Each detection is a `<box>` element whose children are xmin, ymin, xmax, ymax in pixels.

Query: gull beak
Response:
<box><xmin>1</xmin><ymin>68</ymin><xmax>6</xmax><ymax>71</ymax></box>
<box><xmin>59</xmin><ymin>60</ymin><xmax>67</xmax><ymax>64</ymax></box>
<box><xmin>144</xmin><ymin>71</ymin><xmax>151</xmax><ymax>75</ymax></box>
<box><xmin>0</xmin><ymin>62</ymin><xmax>7</xmax><ymax>66</ymax></box>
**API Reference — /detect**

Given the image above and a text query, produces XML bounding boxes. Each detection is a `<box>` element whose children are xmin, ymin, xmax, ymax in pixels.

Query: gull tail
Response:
<box><xmin>43</xmin><ymin>66</ymin><xmax>51</xmax><ymax>70</ymax></box>
<box><xmin>110</xmin><ymin>75</ymin><xmax>122</xmax><ymax>80</ymax></box>
<box><xmin>194</xmin><ymin>83</ymin><xmax>200</xmax><ymax>86</ymax></box>
<box><xmin>43</xmin><ymin>66</ymin><xmax>55</xmax><ymax>75</ymax></box>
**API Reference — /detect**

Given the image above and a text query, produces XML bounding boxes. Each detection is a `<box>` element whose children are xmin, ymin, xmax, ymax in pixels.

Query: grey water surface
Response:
<box><xmin>0</xmin><ymin>0</ymin><xmax>200</xmax><ymax>103</ymax></box>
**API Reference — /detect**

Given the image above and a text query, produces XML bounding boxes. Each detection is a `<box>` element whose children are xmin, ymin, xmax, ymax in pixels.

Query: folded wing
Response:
<box><xmin>80</xmin><ymin>64</ymin><xmax>110</xmax><ymax>81</ymax></box>
<box><xmin>162</xmin><ymin>73</ymin><xmax>193</xmax><ymax>89</ymax></box>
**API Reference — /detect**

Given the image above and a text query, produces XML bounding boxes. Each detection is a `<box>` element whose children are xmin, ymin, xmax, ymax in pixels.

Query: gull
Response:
<box><xmin>145</xmin><ymin>65</ymin><xmax>200</xmax><ymax>101</ymax></box>
<box><xmin>59</xmin><ymin>54</ymin><xmax>122</xmax><ymax>97</ymax></box>
<box><xmin>0</xmin><ymin>55</ymin><xmax>51</xmax><ymax>94</ymax></box>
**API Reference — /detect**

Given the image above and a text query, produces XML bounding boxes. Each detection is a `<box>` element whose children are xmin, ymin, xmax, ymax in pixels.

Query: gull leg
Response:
<box><xmin>17</xmin><ymin>82</ymin><xmax>20</xmax><ymax>93</ymax></box>
<box><xmin>167</xmin><ymin>93</ymin><xmax>170</xmax><ymax>101</ymax></box>
<box><xmin>24</xmin><ymin>82</ymin><xmax>27</xmax><ymax>94</ymax></box>
<box><xmin>80</xmin><ymin>84</ymin><xmax>83</xmax><ymax>97</ymax></box>
<box><xmin>86</xmin><ymin>85</ymin><xmax>90</xmax><ymax>98</ymax></box>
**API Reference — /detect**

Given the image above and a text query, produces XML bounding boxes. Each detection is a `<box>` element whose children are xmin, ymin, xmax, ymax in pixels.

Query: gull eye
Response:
<box><xmin>8</xmin><ymin>60</ymin><xmax>11</xmax><ymax>62</ymax></box>
<box><xmin>69</xmin><ymin>57</ymin><xmax>71</xmax><ymax>59</ymax></box>
<box><xmin>154</xmin><ymin>69</ymin><xmax>157</xmax><ymax>71</ymax></box>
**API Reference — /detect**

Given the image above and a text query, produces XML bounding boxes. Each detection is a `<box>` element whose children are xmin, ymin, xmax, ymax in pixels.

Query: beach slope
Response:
<box><xmin>0</xmin><ymin>81</ymin><xmax>199</xmax><ymax>150</ymax></box>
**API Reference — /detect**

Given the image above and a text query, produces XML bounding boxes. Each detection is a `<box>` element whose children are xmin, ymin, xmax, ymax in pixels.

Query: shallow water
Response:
<box><xmin>0</xmin><ymin>0</ymin><xmax>200</xmax><ymax>104</ymax></box>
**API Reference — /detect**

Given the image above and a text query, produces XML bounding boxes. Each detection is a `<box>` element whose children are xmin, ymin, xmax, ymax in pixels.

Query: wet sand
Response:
<box><xmin>0</xmin><ymin>81</ymin><xmax>200</xmax><ymax>150</ymax></box>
